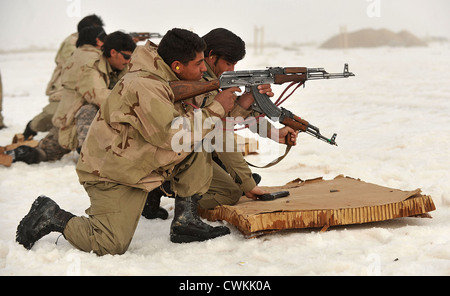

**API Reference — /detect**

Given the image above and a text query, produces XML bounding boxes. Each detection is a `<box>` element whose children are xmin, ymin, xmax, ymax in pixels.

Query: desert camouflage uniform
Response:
<box><xmin>52</xmin><ymin>43</ymin><xmax>107</xmax><ymax>151</ymax></box>
<box><xmin>74</xmin><ymin>104</ymin><xmax>99</xmax><ymax>148</ymax></box>
<box><xmin>36</xmin><ymin>44</ymin><xmax>126</xmax><ymax>162</ymax></box>
<box><xmin>64</xmin><ymin>41</ymin><xmax>225</xmax><ymax>255</ymax></box>
<box><xmin>29</xmin><ymin>33</ymin><xmax>78</xmax><ymax>133</ymax></box>
<box><xmin>72</xmin><ymin>48</ymin><xmax>126</xmax><ymax>148</ymax></box>
<box><xmin>52</xmin><ymin>44</ymin><xmax>102</xmax><ymax>131</ymax></box>
<box><xmin>46</xmin><ymin>33</ymin><xmax>79</xmax><ymax>99</ymax></box>
<box><xmin>177</xmin><ymin>62</ymin><xmax>278</xmax><ymax>208</ymax></box>
<box><xmin>70</xmin><ymin>49</ymin><xmax>126</xmax><ymax>149</ymax></box>
<box><xmin>174</xmin><ymin>63</ymin><xmax>259</xmax><ymax>209</ymax></box>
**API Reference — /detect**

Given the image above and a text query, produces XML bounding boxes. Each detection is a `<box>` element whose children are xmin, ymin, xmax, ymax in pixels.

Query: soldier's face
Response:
<box><xmin>108</xmin><ymin>49</ymin><xmax>133</xmax><ymax>71</ymax></box>
<box><xmin>209</xmin><ymin>56</ymin><xmax>237</xmax><ymax>77</ymax></box>
<box><xmin>174</xmin><ymin>52</ymin><xmax>207</xmax><ymax>81</ymax></box>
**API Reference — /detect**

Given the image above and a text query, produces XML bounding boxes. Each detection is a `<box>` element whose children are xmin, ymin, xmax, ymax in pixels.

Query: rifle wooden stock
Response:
<box><xmin>169</xmin><ymin>80</ymin><xmax>221</xmax><ymax>102</ymax></box>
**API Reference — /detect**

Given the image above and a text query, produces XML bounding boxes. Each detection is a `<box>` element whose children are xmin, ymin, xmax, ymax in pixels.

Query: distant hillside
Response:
<box><xmin>320</xmin><ymin>28</ymin><xmax>427</xmax><ymax>49</ymax></box>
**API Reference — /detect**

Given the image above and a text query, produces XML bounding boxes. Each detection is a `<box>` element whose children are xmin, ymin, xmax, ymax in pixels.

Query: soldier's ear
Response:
<box><xmin>96</xmin><ymin>38</ymin><xmax>104</xmax><ymax>49</ymax></box>
<box><xmin>208</xmin><ymin>50</ymin><xmax>216</xmax><ymax>61</ymax></box>
<box><xmin>171</xmin><ymin>61</ymin><xmax>182</xmax><ymax>74</ymax></box>
<box><xmin>110</xmin><ymin>49</ymin><xmax>119</xmax><ymax>58</ymax></box>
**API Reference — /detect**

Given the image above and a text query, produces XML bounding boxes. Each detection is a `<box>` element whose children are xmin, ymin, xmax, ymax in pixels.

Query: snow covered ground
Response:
<box><xmin>1</xmin><ymin>43</ymin><xmax>450</xmax><ymax>276</ymax></box>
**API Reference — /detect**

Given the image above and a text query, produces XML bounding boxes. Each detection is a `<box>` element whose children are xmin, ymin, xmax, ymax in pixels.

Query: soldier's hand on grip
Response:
<box><xmin>215</xmin><ymin>87</ymin><xmax>241</xmax><ymax>113</ymax></box>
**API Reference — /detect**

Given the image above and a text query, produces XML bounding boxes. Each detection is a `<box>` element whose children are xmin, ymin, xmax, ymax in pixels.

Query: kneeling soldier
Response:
<box><xmin>16</xmin><ymin>28</ymin><xmax>238</xmax><ymax>255</ymax></box>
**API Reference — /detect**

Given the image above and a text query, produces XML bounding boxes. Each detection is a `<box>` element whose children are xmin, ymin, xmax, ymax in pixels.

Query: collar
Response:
<box><xmin>99</xmin><ymin>55</ymin><xmax>128</xmax><ymax>77</ymax></box>
<box><xmin>203</xmin><ymin>62</ymin><xmax>218</xmax><ymax>81</ymax></box>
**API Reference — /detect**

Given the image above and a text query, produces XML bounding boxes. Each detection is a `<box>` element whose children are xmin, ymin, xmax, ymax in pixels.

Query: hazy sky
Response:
<box><xmin>1</xmin><ymin>0</ymin><xmax>449</xmax><ymax>50</ymax></box>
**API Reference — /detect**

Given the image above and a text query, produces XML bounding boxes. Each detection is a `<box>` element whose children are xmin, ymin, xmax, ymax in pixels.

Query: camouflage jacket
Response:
<box><xmin>52</xmin><ymin>44</ymin><xmax>102</xmax><ymax>129</ymax></box>
<box><xmin>45</xmin><ymin>32</ymin><xmax>78</xmax><ymax>102</ymax></box>
<box><xmin>53</xmin><ymin>44</ymin><xmax>128</xmax><ymax>150</ymax></box>
<box><xmin>76</xmin><ymin>41</ymin><xmax>226</xmax><ymax>191</ymax></box>
<box><xmin>174</xmin><ymin>63</ymin><xmax>258</xmax><ymax>192</ymax></box>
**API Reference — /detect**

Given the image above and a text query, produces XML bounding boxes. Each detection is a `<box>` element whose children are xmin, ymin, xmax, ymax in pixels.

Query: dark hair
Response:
<box><xmin>157</xmin><ymin>28</ymin><xmax>206</xmax><ymax>66</ymax></box>
<box><xmin>76</xmin><ymin>26</ymin><xmax>106</xmax><ymax>48</ymax></box>
<box><xmin>202</xmin><ymin>28</ymin><xmax>246</xmax><ymax>63</ymax></box>
<box><xmin>102</xmin><ymin>31</ymin><xmax>137</xmax><ymax>57</ymax></box>
<box><xmin>77</xmin><ymin>14</ymin><xmax>104</xmax><ymax>32</ymax></box>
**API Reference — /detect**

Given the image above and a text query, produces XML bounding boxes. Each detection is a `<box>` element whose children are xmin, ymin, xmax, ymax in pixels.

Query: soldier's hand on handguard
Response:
<box><xmin>215</xmin><ymin>87</ymin><xmax>241</xmax><ymax>113</ymax></box>
<box><xmin>256</xmin><ymin>84</ymin><xmax>274</xmax><ymax>97</ymax></box>
<box><xmin>237</xmin><ymin>84</ymin><xmax>274</xmax><ymax>110</ymax></box>
<box><xmin>273</xmin><ymin>126</ymin><xmax>299</xmax><ymax>146</ymax></box>
<box><xmin>245</xmin><ymin>186</ymin><xmax>270</xmax><ymax>200</ymax></box>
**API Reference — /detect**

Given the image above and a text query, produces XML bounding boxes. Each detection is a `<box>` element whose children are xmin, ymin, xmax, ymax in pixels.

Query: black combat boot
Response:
<box><xmin>170</xmin><ymin>194</ymin><xmax>230</xmax><ymax>243</ymax></box>
<box><xmin>141</xmin><ymin>187</ymin><xmax>169</xmax><ymax>220</ymax></box>
<box><xmin>5</xmin><ymin>145</ymin><xmax>41</xmax><ymax>164</ymax></box>
<box><xmin>16</xmin><ymin>196</ymin><xmax>75</xmax><ymax>250</ymax></box>
<box><xmin>252</xmin><ymin>173</ymin><xmax>262</xmax><ymax>185</ymax></box>
<box><xmin>22</xmin><ymin>121</ymin><xmax>37</xmax><ymax>140</ymax></box>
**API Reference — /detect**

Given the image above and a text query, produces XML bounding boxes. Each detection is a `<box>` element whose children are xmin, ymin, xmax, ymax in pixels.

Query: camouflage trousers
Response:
<box><xmin>29</xmin><ymin>101</ymin><xmax>59</xmax><ymax>133</ymax></box>
<box><xmin>197</xmin><ymin>159</ymin><xmax>243</xmax><ymax>209</ymax></box>
<box><xmin>197</xmin><ymin>132</ymin><xmax>256</xmax><ymax>209</ymax></box>
<box><xmin>75</xmin><ymin>104</ymin><xmax>98</xmax><ymax>149</ymax></box>
<box><xmin>36</xmin><ymin>126</ymin><xmax>71</xmax><ymax>162</ymax></box>
<box><xmin>36</xmin><ymin>104</ymin><xmax>98</xmax><ymax>162</ymax></box>
<box><xmin>64</xmin><ymin>150</ymin><xmax>213</xmax><ymax>255</ymax></box>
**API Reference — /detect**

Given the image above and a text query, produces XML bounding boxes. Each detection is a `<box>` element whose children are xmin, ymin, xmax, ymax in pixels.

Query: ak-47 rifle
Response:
<box><xmin>169</xmin><ymin>64</ymin><xmax>355</xmax><ymax>146</ymax></box>
<box><xmin>129</xmin><ymin>32</ymin><xmax>163</xmax><ymax>42</ymax></box>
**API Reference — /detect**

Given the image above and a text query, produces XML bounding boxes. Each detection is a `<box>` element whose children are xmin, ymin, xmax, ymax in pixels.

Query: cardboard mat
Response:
<box><xmin>198</xmin><ymin>175</ymin><xmax>436</xmax><ymax>237</ymax></box>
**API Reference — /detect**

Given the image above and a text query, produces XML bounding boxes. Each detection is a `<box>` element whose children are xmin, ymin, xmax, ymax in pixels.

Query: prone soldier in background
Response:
<box><xmin>21</xmin><ymin>14</ymin><xmax>104</xmax><ymax>140</ymax></box>
<box><xmin>3</xmin><ymin>30</ymin><xmax>135</xmax><ymax>165</ymax></box>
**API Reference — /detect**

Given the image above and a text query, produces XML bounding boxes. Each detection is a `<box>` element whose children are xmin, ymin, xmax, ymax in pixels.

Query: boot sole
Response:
<box><xmin>170</xmin><ymin>227</ymin><xmax>230</xmax><ymax>243</ymax></box>
<box><xmin>141</xmin><ymin>208</ymin><xmax>169</xmax><ymax>220</ymax></box>
<box><xmin>170</xmin><ymin>234</ymin><xmax>209</xmax><ymax>243</ymax></box>
<box><xmin>16</xmin><ymin>196</ymin><xmax>52</xmax><ymax>249</ymax></box>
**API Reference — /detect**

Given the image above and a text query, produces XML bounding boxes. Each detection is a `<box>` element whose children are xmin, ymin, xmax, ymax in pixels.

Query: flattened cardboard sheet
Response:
<box><xmin>199</xmin><ymin>175</ymin><xmax>436</xmax><ymax>237</ymax></box>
